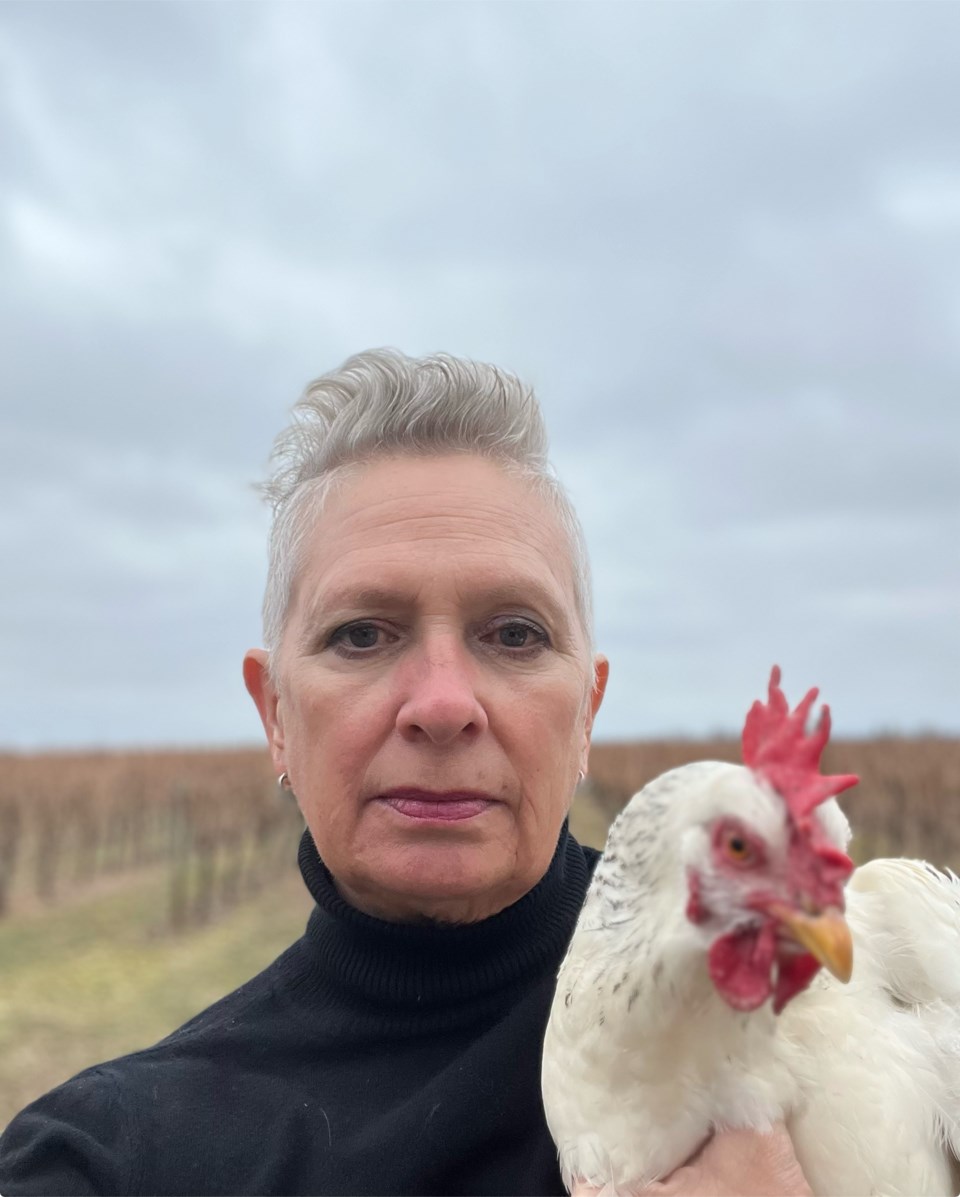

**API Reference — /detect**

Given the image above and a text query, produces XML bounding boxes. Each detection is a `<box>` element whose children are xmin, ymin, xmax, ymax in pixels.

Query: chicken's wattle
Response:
<box><xmin>707</xmin><ymin>920</ymin><xmax>822</xmax><ymax>1013</ymax></box>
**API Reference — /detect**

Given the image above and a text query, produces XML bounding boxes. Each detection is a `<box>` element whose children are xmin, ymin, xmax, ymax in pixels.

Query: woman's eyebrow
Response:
<box><xmin>301</xmin><ymin>586</ymin><xmax>409</xmax><ymax>629</ymax></box>
<box><xmin>304</xmin><ymin>580</ymin><xmax>570</xmax><ymax>623</ymax></box>
<box><xmin>469</xmin><ymin>582</ymin><xmax>569</xmax><ymax>622</ymax></box>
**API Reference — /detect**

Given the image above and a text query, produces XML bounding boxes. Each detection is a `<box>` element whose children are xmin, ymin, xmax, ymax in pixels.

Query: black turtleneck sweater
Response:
<box><xmin>0</xmin><ymin>825</ymin><xmax>599</xmax><ymax>1196</ymax></box>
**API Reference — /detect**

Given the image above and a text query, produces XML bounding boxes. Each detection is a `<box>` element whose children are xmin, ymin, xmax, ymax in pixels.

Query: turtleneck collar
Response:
<box><xmin>292</xmin><ymin>822</ymin><xmax>592</xmax><ymax>1011</ymax></box>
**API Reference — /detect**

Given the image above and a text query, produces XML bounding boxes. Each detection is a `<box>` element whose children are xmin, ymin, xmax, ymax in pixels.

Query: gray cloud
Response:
<box><xmin>1</xmin><ymin>1</ymin><xmax>958</xmax><ymax>745</ymax></box>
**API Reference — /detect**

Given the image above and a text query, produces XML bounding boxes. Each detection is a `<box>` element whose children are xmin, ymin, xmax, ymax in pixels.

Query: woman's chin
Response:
<box><xmin>316</xmin><ymin>802</ymin><xmax>559</xmax><ymax>922</ymax></box>
<box><xmin>337</xmin><ymin>846</ymin><xmax>525</xmax><ymax>923</ymax></box>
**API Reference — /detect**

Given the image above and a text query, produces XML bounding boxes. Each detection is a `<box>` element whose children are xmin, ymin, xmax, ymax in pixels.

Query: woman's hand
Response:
<box><xmin>571</xmin><ymin>1123</ymin><xmax>813</xmax><ymax>1197</ymax></box>
<box><xmin>640</xmin><ymin>1124</ymin><xmax>812</xmax><ymax>1196</ymax></box>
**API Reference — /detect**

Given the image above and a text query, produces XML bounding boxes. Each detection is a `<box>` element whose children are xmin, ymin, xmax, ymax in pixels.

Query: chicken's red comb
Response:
<box><xmin>742</xmin><ymin>666</ymin><xmax>859</xmax><ymax>823</ymax></box>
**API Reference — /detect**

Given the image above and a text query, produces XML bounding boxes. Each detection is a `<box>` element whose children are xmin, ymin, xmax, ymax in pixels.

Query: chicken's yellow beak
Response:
<box><xmin>768</xmin><ymin>903</ymin><xmax>854</xmax><ymax>983</ymax></box>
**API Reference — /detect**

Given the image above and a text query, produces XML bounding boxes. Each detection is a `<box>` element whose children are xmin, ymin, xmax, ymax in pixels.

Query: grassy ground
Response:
<box><xmin>0</xmin><ymin>864</ymin><xmax>313</xmax><ymax>1128</ymax></box>
<box><xmin>567</xmin><ymin>786</ymin><xmax>612</xmax><ymax>850</ymax></box>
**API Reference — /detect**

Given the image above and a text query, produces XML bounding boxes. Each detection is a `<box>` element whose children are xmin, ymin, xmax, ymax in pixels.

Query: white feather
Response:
<box><xmin>542</xmin><ymin>763</ymin><xmax>960</xmax><ymax>1196</ymax></box>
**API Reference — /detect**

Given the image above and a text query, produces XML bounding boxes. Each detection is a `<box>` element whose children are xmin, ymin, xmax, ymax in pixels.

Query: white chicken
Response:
<box><xmin>542</xmin><ymin>667</ymin><xmax>960</xmax><ymax>1197</ymax></box>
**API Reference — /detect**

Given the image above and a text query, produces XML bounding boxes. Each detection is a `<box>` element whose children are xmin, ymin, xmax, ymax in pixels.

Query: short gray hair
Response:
<box><xmin>258</xmin><ymin>348</ymin><xmax>593</xmax><ymax>660</ymax></box>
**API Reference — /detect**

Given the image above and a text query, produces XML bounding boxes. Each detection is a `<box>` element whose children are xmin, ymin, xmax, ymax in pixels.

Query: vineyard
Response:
<box><xmin>585</xmin><ymin>736</ymin><xmax>960</xmax><ymax>867</ymax></box>
<box><xmin>0</xmin><ymin>749</ymin><xmax>304</xmax><ymax>928</ymax></box>
<box><xmin>0</xmin><ymin>737</ymin><xmax>957</xmax><ymax>929</ymax></box>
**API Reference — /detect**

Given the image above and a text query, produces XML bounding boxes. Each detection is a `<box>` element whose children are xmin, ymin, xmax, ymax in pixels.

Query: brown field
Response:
<box><xmin>0</xmin><ymin>748</ymin><xmax>304</xmax><ymax>926</ymax></box>
<box><xmin>1</xmin><ymin>735</ymin><xmax>956</xmax><ymax>927</ymax></box>
<box><xmin>585</xmin><ymin>736</ymin><xmax>960</xmax><ymax>866</ymax></box>
<box><xmin>0</xmin><ymin>737</ymin><xmax>957</xmax><ymax>1124</ymax></box>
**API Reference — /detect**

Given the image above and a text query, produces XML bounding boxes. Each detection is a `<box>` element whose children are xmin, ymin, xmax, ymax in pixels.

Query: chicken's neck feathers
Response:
<box><xmin>564</xmin><ymin>760</ymin><xmax>784</xmax><ymax>1051</ymax></box>
<box><xmin>564</xmin><ymin>863</ymin><xmax>714</xmax><ymax>1045</ymax></box>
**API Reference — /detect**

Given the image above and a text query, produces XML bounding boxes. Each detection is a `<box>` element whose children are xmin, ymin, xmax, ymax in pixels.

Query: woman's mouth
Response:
<box><xmin>376</xmin><ymin>787</ymin><xmax>497</xmax><ymax>822</ymax></box>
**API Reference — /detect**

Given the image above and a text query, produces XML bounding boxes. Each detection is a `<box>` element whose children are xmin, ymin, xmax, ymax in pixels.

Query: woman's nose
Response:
<box><xmin>395</xmin><ymin>641</ymin><xmax>488</xmax><ymax>746</ymax></box>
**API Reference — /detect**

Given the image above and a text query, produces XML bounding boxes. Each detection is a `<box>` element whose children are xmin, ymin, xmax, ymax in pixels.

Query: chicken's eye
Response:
<box><xmin>710</xmin><ymin>819</ymin><xmax>764</xmax><ymax>869</ymax></box>
<box><xmin>723</xmin><ymin>831</ymin><xmax>755</xmax><ymax>865</ymax></box>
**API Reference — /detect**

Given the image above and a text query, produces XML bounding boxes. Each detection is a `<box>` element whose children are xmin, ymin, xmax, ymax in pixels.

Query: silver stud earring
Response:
<box><xmin>277</xmin><ymin>771</ymin><xmax>293</xmax><ymax>794</ymax></box>
<box><xmin>577</xmin><ymin>769</ymin><xmax>585</xmax><ymax>785</ymax></box>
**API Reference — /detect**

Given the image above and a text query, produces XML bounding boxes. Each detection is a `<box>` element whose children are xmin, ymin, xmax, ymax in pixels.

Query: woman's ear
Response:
<box><xmin>579</xmin><ymin>654</ymin><xmax>609</xmax><ymax>773</ymax></box>
<box><xmin>243</xmin><ymin>649</ymin><xmax>286</xmax><ymax>771</ymax></box>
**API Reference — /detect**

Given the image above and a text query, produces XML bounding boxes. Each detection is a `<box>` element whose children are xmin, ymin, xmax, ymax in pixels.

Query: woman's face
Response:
<box><xmin>244</xmin><ymin>454</ymin><xmax>607</xmax><ymax>923</ymax></box>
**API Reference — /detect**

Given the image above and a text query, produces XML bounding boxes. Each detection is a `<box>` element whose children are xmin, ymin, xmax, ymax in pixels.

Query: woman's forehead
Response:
<box><xmin>292</xmin><ymin>455</ymin><xmax>581</xmax><ymax>620</ymax></box>
<box><xmin>326</xmin><ymin>454</ymin><xmax>547</xmax><ymax>520</ymax></box>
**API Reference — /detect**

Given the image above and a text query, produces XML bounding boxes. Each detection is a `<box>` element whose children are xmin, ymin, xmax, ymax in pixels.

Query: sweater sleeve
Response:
<box><xmin>0</xmin><ymin>1067</ymin><xmax>137</xmax><ymax>1196</ymax></box>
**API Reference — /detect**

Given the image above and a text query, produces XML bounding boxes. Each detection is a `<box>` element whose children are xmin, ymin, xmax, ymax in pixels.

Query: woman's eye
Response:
<box><xmin>329</xmin><ymin>622</ymin><xmax>383</xmax><ymax>652</ymax></box>
<box><xmin>490</xmin><ymin>620</ymin><xmax>548</xmax><ymax>652</ymax></box>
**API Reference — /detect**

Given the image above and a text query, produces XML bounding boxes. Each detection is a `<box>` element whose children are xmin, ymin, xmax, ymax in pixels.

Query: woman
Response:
<box><xmin>0</xmin><ymin>350</ymin><xmax>809</xmax><ymax>1196</ymax></box>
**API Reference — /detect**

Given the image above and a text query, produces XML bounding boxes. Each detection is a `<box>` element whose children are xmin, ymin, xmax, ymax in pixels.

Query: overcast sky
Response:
<box><xmin>2</xmin><ymin>1</ymin><xmax>958</xmax><ymax>749</ymax></box>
